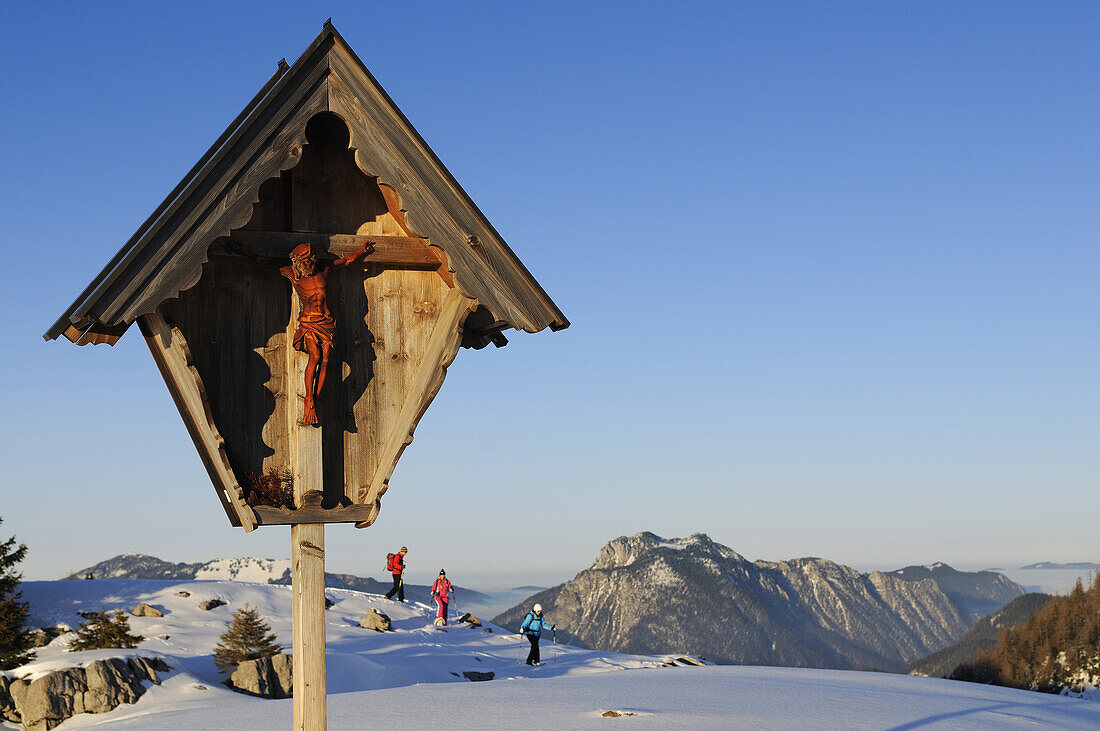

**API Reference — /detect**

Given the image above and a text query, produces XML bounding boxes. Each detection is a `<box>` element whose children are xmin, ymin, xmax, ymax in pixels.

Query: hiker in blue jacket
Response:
<box><xmin>520</xmin><ymin>603</ymin><xmax>555</xmax><ymax>665</ymax></box>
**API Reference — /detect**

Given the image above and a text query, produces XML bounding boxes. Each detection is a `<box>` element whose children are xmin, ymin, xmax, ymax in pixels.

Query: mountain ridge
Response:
<box><xmin>70</xmin><ymin>553</ymin><xmax>490</xmax><ymax>604</ymax></box>
<box><xmin>883</xmin><ymin>562</ymin><xmax>1023</xmax><ymax>620</ymax></box>
<box><xmin>494</xmin><ymin>532</ymin><xmax>1025</xmax><ymax>671</ymax></box>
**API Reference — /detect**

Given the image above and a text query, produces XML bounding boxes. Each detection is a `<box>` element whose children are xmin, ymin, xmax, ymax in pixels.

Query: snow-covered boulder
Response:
<box><xmin>132</xmin><ymin>603</ymin><xmax>163</xmax><ymax>617</ymax></box>
<box><xmin>359</xmin><ymin>608</ymin><xmax>392</xmax><ymax>632</ymax></box>
<box><xmin>227</xmin><ymin>654</ymin><xmax>292</xmax><ymax>699</ymax></box>
<box><xmin>6</xmin><ymin>657</ymin><xmax>167</xmax><ymax>730</ymax></box>
<box><xmin>10</xmin><ymin>665</ymin><xmax>88</xmax><ymax>730</ymax></box>
<box><xmin>0</xmin><ymin>676</ymin><xmax>18</xmax><ymax>723</ymax></box>
<box><xmin>456</xmin><ymin>613</ymin><xmax>482</xmax><ymax>628</ymax></box>
<box><xmin>25</xmin><ymin>627</ymin><xmax>66</xmax><ymax>648</ymax></box>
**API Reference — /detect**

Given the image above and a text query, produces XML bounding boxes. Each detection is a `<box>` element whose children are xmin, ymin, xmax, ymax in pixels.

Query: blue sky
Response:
<box><xmin>2</xmin><ymin>1</ymin><xmax>1097</xmax><ymax>586</ymax></box>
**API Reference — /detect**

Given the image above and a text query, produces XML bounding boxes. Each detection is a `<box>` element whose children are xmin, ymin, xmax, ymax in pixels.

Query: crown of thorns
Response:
<box><xmin>290</xmin><ymin>243</ymin><xmax>315</xmax><ymax>262</ymax></box>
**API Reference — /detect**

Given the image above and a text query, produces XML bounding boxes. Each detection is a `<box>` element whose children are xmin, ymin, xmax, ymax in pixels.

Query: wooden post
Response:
<box><xmin>291</xmin><ymin>523</ymin><xmax>326</xmax><ymax>730</ymax></box>
<box><xmin>289</xmin><ymin>293</ymin><xmax>327</xmax><ymax>729</ymax></box>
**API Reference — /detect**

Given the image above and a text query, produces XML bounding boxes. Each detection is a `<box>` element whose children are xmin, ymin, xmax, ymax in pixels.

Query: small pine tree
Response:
<box><xmin>68</xmin><ymin>610</ymin><xmax>144</xmax><ymax>651</ymax></box>
<box><xmin>213</xmin><ymin>604</ymin><xmax>282</xmax><ymax>672</ymax></box>
<box><xmin>0</xmin><ymin>517</ymin><xmax>35</xmax><ymax>669</ymax></box>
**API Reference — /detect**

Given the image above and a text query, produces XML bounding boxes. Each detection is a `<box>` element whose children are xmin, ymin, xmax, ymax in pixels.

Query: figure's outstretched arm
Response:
<box><xmin>333</xmin><ymin>241</ymin><xmax>375</xmax><ymax>267</ymax></box>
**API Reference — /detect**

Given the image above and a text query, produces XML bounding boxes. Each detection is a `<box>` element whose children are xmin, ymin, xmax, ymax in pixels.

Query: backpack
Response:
<box><xmin>386</xmin><ymin>553</ymin><xmax>397</xmax><ymax>572</ymax></box>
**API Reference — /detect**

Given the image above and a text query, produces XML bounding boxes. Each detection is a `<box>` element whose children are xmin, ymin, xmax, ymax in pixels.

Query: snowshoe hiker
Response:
<box><xmin>384</xmin><ymin>547</ymin><xmax>407</xmax><ymax>602</ymax></box>
<box><xmin>520</xmin><ymin>603</ymin><xmax>555</xmax><ymax>665</ymax></box>
<box><xmin>431</xmin><ymin>569</ymin><xmax>454</xmax><ymax>626</ymax></box>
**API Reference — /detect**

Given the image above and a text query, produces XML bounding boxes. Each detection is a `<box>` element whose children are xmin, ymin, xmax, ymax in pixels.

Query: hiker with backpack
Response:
<box><xmin>431</xmin><ymin>569</ymin><xmax>454</xmax><ymax>625</ymax></box>
<box><xmin>520</xmin><ymin>603</ymin><xmax>555</xmax><ymax>665</ymax></box>
<box><xmin>384</xmin><ymin>547</ymin><xmax>407</xmax><ymax>602</ymax></box>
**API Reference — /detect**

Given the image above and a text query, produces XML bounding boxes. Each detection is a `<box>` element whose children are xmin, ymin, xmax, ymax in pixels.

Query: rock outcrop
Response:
<box><xmin>198</xmin><ymin>599</ymin><xmax>226</xmax><ymax>611</ymax></box>
<box><xmin>227</xmin><ymin>654</ymin><xmax>292</xmax><ymax>699</ymax></box>
<box><xmin>25</xmin><ymin>627</ymin><xmax>67</xmax><ymax>649</ymax></box>
<box><xmin>1</xmin><ymin>656</ymin><xmax>168</xmax><ymax>730</ymax></box>
<box><xmin>0</xmin><ymin>676</ymin><xmax>19</xmax><ymax>723</ymax></box>
<box><xmin>494</xmin><ymin>532</ymin><xmax>1025</xmax><ymax>672</ymax></box>
<box><xmin>461</xmin><ymin>671</ymin><xmax>494</xmax><ymax>681</ymax></box>
<box><xmin>456</xmin><ymin>613</ymin><xmax>482</xmax><ymax>628</ymax></box>
<box><xmin>359</xmin><ymin>609</ymin><xmax>392</xmax><ymax>632</ymax></box>
<box><xmin>131</xmin><ymin>603</ymin><xmax>163</xmax><ymax>617</ymax></box>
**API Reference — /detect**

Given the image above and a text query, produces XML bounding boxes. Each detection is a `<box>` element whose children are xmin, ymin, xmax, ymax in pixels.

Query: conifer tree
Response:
<box><xmin>68</xmin><ymin>610</ymin><xmax>144</xmax><ymax>651</ymax></box>
<box><xmin>0</xmin><ymin>517</ymin><xmax>35</xmax><ymax>669</ymax></box>
<box><xmin>213</xmin><ymin>604</ymin><xmax>282</xmax><ymax>672</ymax></box>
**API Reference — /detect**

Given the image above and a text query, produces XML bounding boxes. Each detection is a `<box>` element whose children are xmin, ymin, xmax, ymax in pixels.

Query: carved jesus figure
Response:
<box><xmin>236</xmin><ymin>240</ymin><xmax>374</xmax><ymax>425</ymax></box>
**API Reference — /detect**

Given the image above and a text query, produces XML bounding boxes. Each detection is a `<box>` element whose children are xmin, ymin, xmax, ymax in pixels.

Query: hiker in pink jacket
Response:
<box><xmin>431</xmin><ymin>570</ymin><xmax>454</xmax><ymax>625</ymax></box>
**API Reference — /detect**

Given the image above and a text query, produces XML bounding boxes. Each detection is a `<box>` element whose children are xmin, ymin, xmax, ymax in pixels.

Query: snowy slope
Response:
<box><xmin>8</xmin><ymin>580</ymin><xmax>1099</xmax><ymax>729</ymax></box>
<box><xmin>192</xmin><ymin>558</ymin><xmax>290</xmax><ymax>583</ymax></box>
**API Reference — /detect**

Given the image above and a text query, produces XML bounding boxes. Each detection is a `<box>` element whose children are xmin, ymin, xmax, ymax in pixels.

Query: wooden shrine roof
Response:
<box><xmin>45</xmin><ymin>21</ymin><xmax>568</xmax><ymax>346</ymax></box>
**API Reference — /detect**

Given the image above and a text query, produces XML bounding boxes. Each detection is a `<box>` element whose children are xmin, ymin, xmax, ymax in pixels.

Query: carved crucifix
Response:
<box><xmin>235</xmin><ymin>240</ymin><xmax>374</xmax><ymax>425</ymax></box>
<box><xmin>228</xmin><ymin>232</ymin><xmax>444</xmax><ymax>426</ymax></box>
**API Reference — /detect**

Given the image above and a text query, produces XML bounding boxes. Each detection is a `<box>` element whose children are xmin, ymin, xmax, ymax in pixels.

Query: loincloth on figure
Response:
<box><xmin>293</xmin><ymin>312</ymin><xmax>336</xmax><ymax>352</ymax></box>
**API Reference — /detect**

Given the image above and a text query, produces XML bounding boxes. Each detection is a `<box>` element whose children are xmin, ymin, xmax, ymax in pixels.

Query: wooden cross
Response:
<box><xmin>227</xmin><ymin>229</ymin><xmax>445</xmax><ymax>730</ymax></box>
<box><xmin>228</xmin><ymin>231</ymin><xmax>444</xmax><ymax>269</ymax></box>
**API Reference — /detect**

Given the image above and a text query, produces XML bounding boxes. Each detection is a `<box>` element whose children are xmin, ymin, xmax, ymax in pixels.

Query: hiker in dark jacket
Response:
<box><xmin>384</xmin><ymin>547</ymin><xmax>407</xmax><ymax>602</ymax></box>
<box><xmin>520</xmin><ymin>603</ymin><xmax>555</xmax><ymax>665</ymax></box>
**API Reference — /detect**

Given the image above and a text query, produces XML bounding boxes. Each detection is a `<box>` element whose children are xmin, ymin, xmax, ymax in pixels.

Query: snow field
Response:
<box><xmin>7</xmin><ymin>579</ymin><xmax>1100</xmax><ymax>729</ymax></box>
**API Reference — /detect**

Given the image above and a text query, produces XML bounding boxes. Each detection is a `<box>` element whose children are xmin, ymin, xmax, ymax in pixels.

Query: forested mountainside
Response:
<box><xmin>951</xmin><ymin>574</ymin><xmax>1100</xmax><ymax>695</ymax></box>
<box><xmin>906</xmin><ymin>593</ymin><xmax>1052</xmax><ymax>678</ymax></box>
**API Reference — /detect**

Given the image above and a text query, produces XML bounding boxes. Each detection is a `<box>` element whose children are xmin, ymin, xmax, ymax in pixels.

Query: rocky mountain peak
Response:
<box><xmin>592</xmin><ymin>533</ymin><xmax>660</xmax><ymax>570</ymax></box>
<box><xmin>590</xmin><ymin>532</ymin><xmax>738</xmax><ymax>571</ymax></box>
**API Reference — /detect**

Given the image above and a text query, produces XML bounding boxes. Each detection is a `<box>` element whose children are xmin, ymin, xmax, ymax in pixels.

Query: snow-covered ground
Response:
<box><xmin>192</xmin><ymin>557</ymin><xmax>290</xmax><ymax>583</ymax></box>
<box><xmin>9</xmin><ymin>579</ymin><xmax>1100</xmax><ymax>729</ymax></box>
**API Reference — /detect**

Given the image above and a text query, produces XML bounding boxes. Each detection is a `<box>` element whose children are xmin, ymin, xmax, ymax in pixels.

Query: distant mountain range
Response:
<box><xmin>493</xmin><ymin>532</ymin><xmax>1025</xmax><ymax>671</ymax></box>
<box><xmin>70</xmin><ymin>554</ymin><xmax>289</xmax><ymax>582</ymax></box>
<box><xmin>1019</xmin><ymin>562</ymin><xmax>1100</xmax><ymax>570</ymax></box>
<box><xmin>905</xmin><ymin>593</ymin><xmax>1052</xmax><ymax>678</ymax></box>
<box><xmin>70</xmin><ymin>553</ymin><xmax>489</xmax><ymax>604</ymax></box>
<box><xmin>884</xmin><ymin>563</ymin><xmax>1023</xmax><ymax>620</ymax></box>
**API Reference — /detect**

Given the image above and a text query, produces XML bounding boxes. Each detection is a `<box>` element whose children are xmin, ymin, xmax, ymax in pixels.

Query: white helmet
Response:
<box><xmin>533</xmin><ymin>603</ymin><xmax>542</xmax><ymax>613</ymax></box>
